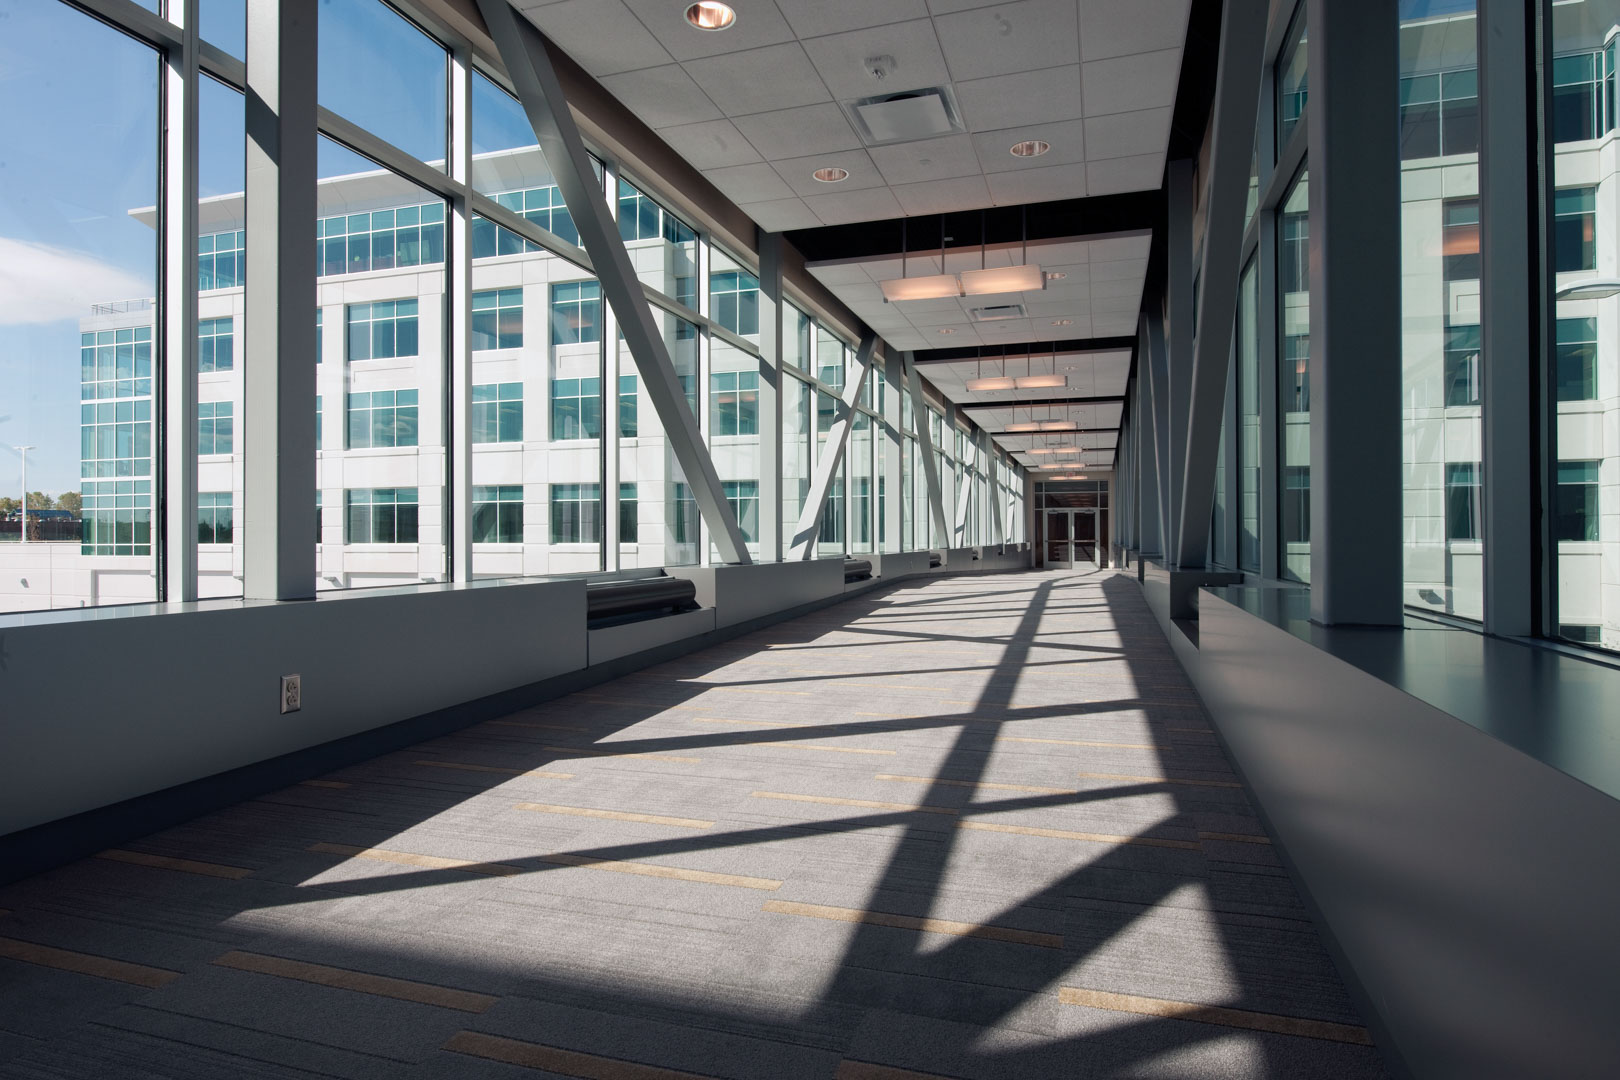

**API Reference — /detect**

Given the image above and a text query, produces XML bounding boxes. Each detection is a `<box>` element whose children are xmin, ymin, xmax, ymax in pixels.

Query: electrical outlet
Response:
<box><xmin>280</xmin><ymin>674</ymin><xmax>302</xmax><ymax>714</ymax></box>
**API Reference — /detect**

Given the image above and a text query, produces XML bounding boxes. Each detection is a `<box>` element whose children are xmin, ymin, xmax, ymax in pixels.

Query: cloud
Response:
<box><xmin>0</xmin><ymin>237</ymin><xmax>151</xmax><ymax>326</ymax></box>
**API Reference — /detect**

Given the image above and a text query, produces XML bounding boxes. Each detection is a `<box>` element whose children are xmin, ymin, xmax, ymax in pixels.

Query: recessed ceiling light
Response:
<box><xmin>1051</xmin><ymin>319</ymin><xmax>1072</xmax><ymax>326</ymax></box>
<box><xmin>937</xmin><ymin>328</ymin><xmax>956</xmax><ymax>334</ymax></box>
<box><xmin>685</xmin><ymin>2</ymin><xmax>736</xmax><ymax>30</ymax></box>
<box><xmin>812</xmin><ymin>166</ymin><xmax>849</xmax><ymax>183</ymax></box>
<box><xmin>1010</xmin><ymin>140</ymin><xmax>1050</xmax><ymax>157</ymax></box>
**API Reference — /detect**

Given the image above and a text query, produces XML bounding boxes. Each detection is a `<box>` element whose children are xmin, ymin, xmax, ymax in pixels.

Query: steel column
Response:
<box><xmin>904</xmin><ymin>353</ymin><xmax>949</xmax><ymax>549</ymax></box>
<box><xmin>788</xmin><ymin>334</ymin><xmax>877</xmax><ymax>559</ymax></box>
<box><xmin>161</xmin><ymin>0</ymin><xmax>199</xmax><ymax>602</ymax></box>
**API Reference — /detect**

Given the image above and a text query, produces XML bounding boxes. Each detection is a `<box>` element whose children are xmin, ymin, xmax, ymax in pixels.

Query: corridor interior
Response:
<box><xmin>0</xmin><ymin>570</ymin><xmax>1386</xmax><ymax>1079</ymax></box>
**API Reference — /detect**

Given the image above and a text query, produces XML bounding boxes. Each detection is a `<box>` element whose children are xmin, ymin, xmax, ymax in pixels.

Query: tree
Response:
<box><xmin>0</xmin><ymin>496</ymin><xmax>16</xmax><ymax>516</ymax></box>
<box><xmin>55</xmin><ymin>491</ymin><xmax>82</xmax><ymax>515</ymax></box>
<box><xmin>25</xmin><ymin>491</ymin><xmax>53</xmax><ymax>510</ymax></box>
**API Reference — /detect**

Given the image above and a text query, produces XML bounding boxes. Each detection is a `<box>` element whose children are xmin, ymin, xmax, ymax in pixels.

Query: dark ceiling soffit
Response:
<box><xmin>969</xmin><ymin>394</ymin><xmax>1126</xmax><ymax>408</ymax></box>
<box><xmin>911</xmin><ymin>337</ymin><xmax>1137</xmax><ymax>363</ymax></box>
<box><xmin>987</xmin><ymin>427</ymin><xmax>1120</xmax><ymax>436</ymax></box>
<box><xmin>784</xmin><ymin>191</ymin><xmax>1162</xmax><ymax>264</ymax></box>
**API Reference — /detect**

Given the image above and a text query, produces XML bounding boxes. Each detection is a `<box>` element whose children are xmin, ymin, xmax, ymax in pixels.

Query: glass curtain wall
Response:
<box><xmin>1549</xmin><ymin>0</ymin><xmax>1620</xmax><ymax>651</ymax></box>
<box><xmin>1278</xmin><ymin>171</ymin><xmax>1312</xmax><ymax>583</ymax></box>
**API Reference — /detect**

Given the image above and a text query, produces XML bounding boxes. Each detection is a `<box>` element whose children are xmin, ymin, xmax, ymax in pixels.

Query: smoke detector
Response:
<box><xmin>865</xmin><ymin>55</ymin><xmax>897</xmax><ymax>81</ymax></box>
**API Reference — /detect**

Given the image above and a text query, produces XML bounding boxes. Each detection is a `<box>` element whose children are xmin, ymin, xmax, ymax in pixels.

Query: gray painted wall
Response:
<box><xmin>1165</xmin><ymin>584</ymin><xmax>1620</xmax><ymax>1080</ymax></box>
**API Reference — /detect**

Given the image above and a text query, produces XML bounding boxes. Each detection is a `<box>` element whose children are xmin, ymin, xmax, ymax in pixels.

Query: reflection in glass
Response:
<box><xmin>319</xmin><ymin>0</ymin><xmax>448</xmax><ymax>169</ymax></box>
<box><xmin>1277</xmin><ymin>10</ymin><xmax>1308</xmax><ymax>149</ymax></box>
<box><xmin>1278</xmin><ymin>171</ymin><xmax>1310</xmax><ymax>583</ymax></box>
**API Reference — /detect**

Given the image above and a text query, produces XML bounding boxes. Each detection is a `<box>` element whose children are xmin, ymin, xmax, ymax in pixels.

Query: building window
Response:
<box><xmin>672</xmin><ymin>482</ymin><xmax>699</xmax><ymax>546</ymax></box>
<box><xmin>347</xmin><ymin>299</ymin><xmax>419</xmax><ymax>361</ymax></box>
<box><xmin>80</xmin><ymin>480</ymin><xmax>153</xmax><ymax>556</ymax></box>
<box><xmin>1444</xmin><ymin>325</ymin><xmax>1481</xmax><ymax>407</ymax></box>
<box><xmin>472</xmin><ymin>485</ymin><xmax>523</xmax><ymax>543</ymax></box>
<box><xmin>316</xmin><ymin>396</ymin><xmax>322</xmax><ymax>448</ymax></box>
<box><xmin>472</xmin><ymin>287</ymin><xmax>523</xmax><ymax>350</ymax></box>
<box><xmin>316</xmin><ymin>309</ymin><xmax>323</xmax><ymax>363</ymax></box>
<box><xmin>710</xmin><ymin>270</ymin><xmax>760</xmax><ymax>336</ymax></box>
<box><xmin>710</xmin><ymin>370</ymin><xmax>759</xmax><ymax>436</ymax></box>
<box><xmin>1445</xmin><ymin>463</ymin><xmax>1482</xmax><ymax>541</ymax></box>
<box><xmin>346</xmin><ymin>488</ymin><xmax>418</xmax><ymax>544</ymax></box>
<box><xmin>80</xmin><ymin>399</ymin><xmax>152</xmax><ymax>483</ymax></box>
<box><xmin>1282</xmin><ymin>466</ymin><xmax>1311</xmax><ymax>546</ymax></box>
<box><xmin>81</xmin><ymin>327</ymin><xmax>153</xmax><ymax>404</ymax></box>
<box><xmin>198</xmin><ymin>316</ymin><xmax>234</xmax><ymax>373</ymax></box>
<box><xmin>474</xmin><ymin>185</ymin><xmax>577</xmax><ymax>255</ymax></box>
<box><xmin>347</xmin><ymin>389</ymin><xmax>418</xmax><ymax>449</ymax></box>
<box><xmin>472</xmin><ymin>382</ymin><xmax>523</xmax><ymax>443</ymax></box>
<box><xmin>316</xmin><ymin>490</ymin><xmax>323</xmax><ymax>543</ymax></box>
<box><xmin>551</xmin><ymin>281</ymin><xmax>601</xmax><ymax>345</ymax></box>
<box><xmin>1555</xmin><ymin>461</ymin><xmax>1600</xmax><ymax>542</ymax></box>
<box><xmin>1276</xmin><ymin>9</ymin><xmax>1308</xmax><ymax>147</ymax></box>
<box><xmin>820</xmin><ymin>475</ymin><xmax>845</xmax><ymax>545</ymax></box>
<box><xmin>198</xmin><ymin>491</ymin><xmax>233</xmax><ymax>545</ymax></box>
<box><xmin>619</xmin><ymin>482</ymin><xmax>638</xmax><ymax>543</ymax></box>
<box><xmin>1398</xmin><ymin>69</ymin><xmax>1480</xmax><ymax>160</ymax></box>
<box><xmin>616</xmin><ymin>181</ymin><xmax>697</xmax><ymax>306</ymax></box>
<box><xmin>198</xmin><ymin>401</ymin><xmax>234</xmax><ymax>455</ymax></box>
<box><xmin>1554</xmin><ymin>187</ymin><xmax>1597</xmax><ymax>273</ymax></box>
<box><xmin>1442</xmin><ymin>199</ymin><xmax>1480</xmax><ymax>282</ymax></box>
<box><xmin>725</xmin><ymin>480</ymin><xmax>759</xmax><ymax>542</ymax></box>
<box><xmin>551</xmin><ymin>377</ymin><xmax>600</xmax><ymax>440</ymax></box>
<box><xmin>619</xmin><ymin>374</ymin><xmax>638</xmax><ymax>437</ymax></box>
<box><xmin>1553</xmin><ymin>51</ymin><xmax>1605</xmax><ymax>143</ymax></box>
<box><xmin>1556</xmin><ymin>317</ymin><xmax>1598</xmax><ymax>401</ymax></box>
<box><xmin>199</xmin><ymin>230</ymin><xmax>244</xmax><ymax>291</ymax></box>
<box><xmin>550</xmin><ymin>483</ymin><xmax>601</xmax><ymax>544</ymax></box>
<box><xmin>318</xmin><ymin>202</ymin><xmax>444</xmax><ymax>277</ymax></box>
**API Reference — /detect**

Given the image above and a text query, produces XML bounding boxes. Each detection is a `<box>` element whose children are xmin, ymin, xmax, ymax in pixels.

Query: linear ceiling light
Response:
<box><xmin>960</xmin><ymin>264</ymin><xmax>1046</xmax><ymax>296</ymax></box>
<box><xmin>1038</xmin><ymin>420</ymin><xmax>1078</xmax><ymax>431</ymax></box>
<box><xmin>1005</xmin><ymin>421</ymin><xmax>1041</xmax><ymax>432</ymax></box>
<box><xmin>880</xmin><ymin>273</ymin><xmax>961</xmax><ymax>302</ymax></box>
<box><xmin>1015</xmin><ymin>374</ymin><xmax>1067</xmax><ymax>389</ymax></box>
<box><xmin>1027</xmin><ymin>446</ymin><xmax>1080</xmax><ymax>455</ymax></box>
<box><xmin>964</xmin><ymin>376</ymin><xmax>1017</xmax><ymax>391</ymax></box>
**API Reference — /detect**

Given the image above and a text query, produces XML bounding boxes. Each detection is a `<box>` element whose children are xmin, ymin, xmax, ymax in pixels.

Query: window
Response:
<box><xmin>711</xmin><ymin>269</ymin><xmax>760</xmax><ymax>336</ymax></box>
<box><xmin>81</xmin><ymin>327</ymin><xmax>154</xmax><ymax>404</ymax></box>
<box><xmin>1277</xmin><ymin>9</ymin><xmax>1308</xmax><ymax>148</ymax></box>
<box><xmin>316</xmin><ymin>396</ymin><xmax>322</xmax><ymax>447</ymax></box>
<box><xmin>1556</xmin><ymin>317</ymin><xmax>1598</xmax><ymax>401</ymax></box>
<box><xmin>347</xmin><ymin>389</ymin><xmax>419</xmax><ymax>449</ymax></box>
<box><xmin>1553</xmin><ymin>51</ymin><xmax>1604</xmax><ymax>143</ymax></box>
<box><xmin>1555</xmin><ymin>462</ymin><xmax>1600</xmax><ymax>542</ymax></box>
<box><xmin>1237</xmin><ymin>259</ymin><xmax>1261</xmax><ymax>571</ymax></box>
<box><xmin>619</xmin><ymin>482</ymin><xmax>638</xmax><ymax>543</ymax></box>
<box><xmin>347</xmin><ymin>299</ymin><xmax>419</xmax><ymax>360</ymax></box>
<box><xmin>1282</xmin><ymin>466</ymin><xmax>1311</xmax><ymax>547</ymax></box>
<box><xmin>198</xmin><ymin>492</ymin><xmax>233</xmax><ymax>545</ymax></box>
<box><xmin>550</xmin><ymin>483</ymin><xmax>601</xmax><ymax>544</ymax></box>
<box><xmin>1444</xmin><ymin>325</ymin><xmax>1481</xmax><ymax>407</ymax></box>
<box><xmin>1445</xmin><ymin>463</ymin><xmax>1482</xmax><ymax>541</ymax></box>
<box><xmin>316</xmin><ymin>490</ymin><xmax>324</xmax><ymax>543</ymax></box>
<box><xmin>346</xmin><ymin>488</ymin><xmax>419</xmax><ymax>544</ymax></box>
<box><xmin>617</xmin><ymin>179</ymin><xmax>697</xmax><ymax>307</ymax></box>
<box><xmin>618</xmin><ymin>374</ymin><xmax>638</xmax><ymax>437</ymax></box>
<box><xmin>198</xmin><ymin>316</ymin><xmax>233</xmax><ymax>373</ymax></box>
<box><xmin>1279</xmin><ymin>171</ymin><xmax>1311</xmax><ymax>583</ymax></box>
<box><xmin>672</xmin><ymin>482</ymin><xmax>699</xmax><ymax>546</ymax></box>
<box><xmin>472</xmin><ymin>485</ymin><xmax>523</xmax><ymax>543</ymax></box>
<box><xmin>80</xmin><ymin>392</ymin><xmax>153</xmax><ymax>479</ymax></box>
<box><xmin>198</xmin><ymin>401</ymin><xmax>234</xmax><ymax>455</ymax></box>
<box><xmin>1442</xmin><ymin>199</ymin><xmax>1480</xmax><ymax>282</ymax></box>
<box><xmin>821</xmin><ymin>475</ymin><xmax>846</xmax><ymax>548</ymax></box>
<box><xmin>725</xmin><ymin>480</ymin><xmax>759</xmax><ymax>543</ymax></box>
<box><xmin>1554</xmin><ymin>188</ymin><xmax>1597</xmax><ymax>273</ymax></box>
<box><xmin>317</xmin><ymin>203</ymin><xmax>445</xmax><ymax>276</ymax></box>
<box><xmin>551</xmin><ymin>281</ymin><xmax>601</xmax><ymax>345</ymax></box>
<box><xmin>710</xmin><ymin>370</ymin><xmax>759</xmax><ymax>436</ymax></box>
<box><xmin>472</xmin><ymin>382</ymin><xmax>523</xmax><ymax>443</ymax></box>
<box><xmin>551</xmin><ymin>377</ymin><xmax>600</xmax><ymax>440</ymax></box>
<box><xmin>199</xmin><ymin>230</ymin><xmax>244</xmax><ymax>290</ymax></box>
<box><xmin>474</xmin><ymin>185</ymin><xmax>577</xmax><ymax>253</ymax></box>
<box><xmin>316</xmin><ymin>309</ymin><xmax>323</xmax><ymax>363</ymax></box>
<box><xmin>472</xmin><ymin>288</ymin><xmax>523</xmax><ymax>350</ymax></box>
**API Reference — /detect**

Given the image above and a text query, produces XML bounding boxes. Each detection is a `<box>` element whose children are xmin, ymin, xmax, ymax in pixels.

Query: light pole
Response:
<box><xmin>13</xmin><ymin>445</ymin><xmax>34</xmax><ymax>544</ymax></box>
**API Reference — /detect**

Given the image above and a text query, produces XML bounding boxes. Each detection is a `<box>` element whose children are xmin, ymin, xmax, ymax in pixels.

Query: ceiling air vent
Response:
<box><xmin>846</xmin><ymin>86</ymin><xmax>965</xmax><ymax>146</ymax></box>
<box><xmin>971</xmin><ymin>304</ymin><xmax>1026</xmax><ymax>322</ymax></box>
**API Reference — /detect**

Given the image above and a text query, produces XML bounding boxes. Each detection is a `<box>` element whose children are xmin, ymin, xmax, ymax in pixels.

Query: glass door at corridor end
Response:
<box><xmin>1044</xmin><ymin>508</ymin><xmax>1098</xmax><ymax>568</ymax></box>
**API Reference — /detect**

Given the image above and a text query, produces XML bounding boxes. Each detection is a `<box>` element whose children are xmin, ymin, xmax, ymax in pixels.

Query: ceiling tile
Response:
<box><xmin>738</xmin><ymin>196</ymin><xmax>823</xmax><ymax>231</ymax></box>
<box><xmin>521</xmin><ymin>0</ymin><xmax>672</xmax><ymax>77</ymax></box>
<box><xmin>1079</xmin><ymin>0</ymin><xmax>1191</xmax><ymax>61</ymax></box>
<box><xmin>683</xmin><ymin>43</ymin><xmax>831</xmax><ymax>115</ymax></box>
<box><xmin>1083</xmin><ymin>107</ymin><xmax>1173</xmax><ymax>161</ymax></box>
<box><xmin>703</xmin><ymin>161</ymin><xmax>797</xmax><ymax>203</ymax></box>
<box><xmin>1081</xmin><ymin>48</ymin><xmax>1182</xmax><ymax>117</ymax></box>
<box><xmin>868</xmin><ymin>133</ymin><xmax>982</xmax><ymax>186</ymax></box>
<box><xmin>782</xmin><ymin>0</ymin><xmax>931</xmax><ymax>37</ymax></box>
<box><xmin>732</xmin><ymin>103</ymin><xmax>862</xmax><ymax>160</ymax></box>
<box><xmin>955</xmin><ymin>66</ymin><xmax>1085</xmax><ymax>131</ymax></box>
<box><xmin>807</xmin><ymin>263</ymin><xmax>875</xmax><ymax>285</ymax></box>
<box><xmin>620</xmin><ymin>0</ymin><xmax>797</xmax><ymax>61</ymax></box>
<box><xmin>1088</xmin><ymin>235</ymin><xmax>1151</xmax><ymax>262</ymax></box>
<box><xmin>1086</xmin><ymin>152</ymin><xmax>1164</xmax><ymax>195</ymax></box>
<box><xmin>891</xmin><ymin>174</ymin><xmax>994</xmax><ymax>215</ymax></box>
<box><xmin>985</xmin><ymin>161</ymin><xmax>1089</xmax><ymax>204</ymax></box>
<box><xmin>771</xmin><ymin>148</ymin><xmax>888</xmax><ymax>196</ymax></box>
<box><xmin>801</xmin><ymin>18</ymin><xmax>952</xmax><ymax>92</ymax></box>
<box><xmin>1091</xmin><ymin>278</ymin><xmax>1143</xmax><ymax>301</ymax></box>
<box><xmin>932</xmin><ymin>0</ymin><xmax>1080</xmax><ymax>82</ymax></box>
<box><xmin>972</xmin><ymin>118</ymin><xmax>1087</xmax><ymax>173</ymax></box>
<box><xmin>925</xmin><ymin>0</ymin><xmax>1006</xmax><ymax>14</ymax></box>
<box><xmin>803</xmin><ymin>186</ymin><xmax>906</xmax><ymax>225</ymax></box>
<box><xmin>599</xmin><ymin>65</ymin><xmax>722</xmax><ymax>128</ymax></box>
<box><xmin>658</xmin><ymin>118</ymin><xmax>762</xmax><ymax>168</ymax></box>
